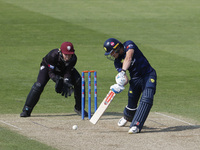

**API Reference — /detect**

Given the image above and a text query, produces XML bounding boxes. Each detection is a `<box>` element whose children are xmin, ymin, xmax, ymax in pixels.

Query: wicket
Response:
<box><xmin>81</xmin><ymin>70</ymin><xmax>97</xmax><ymax>120</ymax></box>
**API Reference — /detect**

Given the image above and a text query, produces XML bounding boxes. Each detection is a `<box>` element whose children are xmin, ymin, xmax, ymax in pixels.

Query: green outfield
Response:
<box><xmin>0</xmin><ymin>0</ymin><xmax>199</xmax><ymax>149</ymax></box>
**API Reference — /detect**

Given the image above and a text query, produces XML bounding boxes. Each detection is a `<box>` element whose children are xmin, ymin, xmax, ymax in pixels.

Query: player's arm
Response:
<box><xmin>42</xmin><ymin>50</ymin><xmax>59</xmax><ymax>82</ymax></box>
<box><xmin>122</xmin><ymin>48</ymin><xmax>134</xmax><ymax>71</ymax></box>
<box><xmin>114</xmin><ymin>49</ymin><xmax>134</xmax><ymax>87</ymax></box>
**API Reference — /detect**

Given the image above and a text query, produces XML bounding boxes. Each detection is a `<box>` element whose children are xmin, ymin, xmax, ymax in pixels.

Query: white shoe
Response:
<box><xmin>128</xmin><ymin>126</ymin><xmax>140</xmax><ymax>134</ymax></box>
<box><xmin>118</xmin><ymin>117</ymin><xmax>128</xmax><ymax>127</ymax></box>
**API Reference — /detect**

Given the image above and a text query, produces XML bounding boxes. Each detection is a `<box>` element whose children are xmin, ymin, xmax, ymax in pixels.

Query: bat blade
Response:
<box><xmin>89</xmin><ymin>90</ymin><xmax>116</xmax><ymax>124</ymax></box>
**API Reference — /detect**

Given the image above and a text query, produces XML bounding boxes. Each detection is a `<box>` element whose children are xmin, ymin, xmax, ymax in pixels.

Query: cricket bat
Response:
<box><xmin>89</xmin><ymin>90</ymin><xmax>116</xmax><ymax>124</ymax></box>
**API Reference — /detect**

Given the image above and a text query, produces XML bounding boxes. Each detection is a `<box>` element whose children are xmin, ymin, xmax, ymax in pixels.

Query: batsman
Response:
<box><xmin>103</xmin><ymin>38</ymin><xmax>157</xmax><ymax>133</ymax></box>
<box><xmin>20</xmin><ymin>42</ymin><xmax>88</xmax><ymax>117</ymax></box>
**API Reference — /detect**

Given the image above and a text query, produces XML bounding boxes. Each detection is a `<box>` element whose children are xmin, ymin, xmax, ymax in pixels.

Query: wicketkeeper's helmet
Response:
<box><xmin>103</xmin><ymin>38</ymin><xmax>123</xmax><ymax>56</ymax></box>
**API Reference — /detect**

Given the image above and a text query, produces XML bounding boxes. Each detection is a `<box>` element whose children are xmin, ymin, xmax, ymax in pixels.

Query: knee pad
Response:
<box><xmin>123</xmin><ymin>106</ymin><xmax>137</xmax><ymax>122</ymax></box>
<box><xmin>32</xmin><ymin>82</ymin><xmax>44</xmax><ymax>93</ymax></box>
<box><xmin>140</xmin><ymin>88</ymin><xmax>155</xmax><ymax>105</ymax></box>
<box><xmin>24</xmin><ymin>82</ymin><xmax>43</xmax><ymax>110</ymax></box>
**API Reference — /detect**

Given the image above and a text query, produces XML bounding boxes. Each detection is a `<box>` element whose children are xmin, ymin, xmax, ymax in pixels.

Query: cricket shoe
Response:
<box><xmin>128</xmin><ymin>126</ymin><xmax>140</xmax><ymax>134</ymax></box>
<box><xmin>20</xmin><ymin>111</ymin><xmax>31</xmax><ymax>117</ymax></box>
<box><xmin>74</xmin><ymin>108</ymin><xmax>88</xmax><ymax>117</ymax></box>
<box><xmin>118</xmin><ymin>117</ymin><xmax>128</xmax><ymax>127</ymax></box>
<box><xmin>20</xmin><ymin>106</ymin><xmax>32</xmax><ymax>117</ymax></box>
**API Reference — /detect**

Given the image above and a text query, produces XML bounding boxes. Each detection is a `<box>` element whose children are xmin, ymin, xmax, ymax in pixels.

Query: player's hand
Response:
<box><xmin>110</xmin><ymin>84</ymin><xmax>125</xmax><ymax>94</ymax></box>
<box><xmin>115</xmin><ymin>71</ymin><xmax>128</xmax><ymax>86</ymax></box>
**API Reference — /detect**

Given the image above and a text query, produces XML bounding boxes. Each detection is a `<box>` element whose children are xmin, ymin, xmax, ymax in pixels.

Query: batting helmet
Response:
<box><xmin>103</xmin><ymin>38</ymin><xmax>123</xmax><ymax>56</ymax></box>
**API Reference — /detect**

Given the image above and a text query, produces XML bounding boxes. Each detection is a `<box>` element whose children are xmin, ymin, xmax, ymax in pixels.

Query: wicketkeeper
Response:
<box><xmin>103</xmin><ymin>38</ymin><xmax>157</xmax><ymax>133</ymax></box>
<box><xmin>20</xmin><ymin>42</ymin><xmax>88</xmax><ymax>117</ymax></box>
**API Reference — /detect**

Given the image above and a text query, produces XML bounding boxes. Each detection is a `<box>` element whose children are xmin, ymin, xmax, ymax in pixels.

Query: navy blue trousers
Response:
<box><xmin>125</xmin><ymin>69</ymin><xmax>157</xmax><ymax>131</ymax></box>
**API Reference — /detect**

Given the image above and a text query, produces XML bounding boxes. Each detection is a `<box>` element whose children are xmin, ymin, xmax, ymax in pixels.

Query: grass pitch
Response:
<box><xmin>0</xmin><ymin>0</ymin><xmax>199</xmax><ymax>149</ymax></box>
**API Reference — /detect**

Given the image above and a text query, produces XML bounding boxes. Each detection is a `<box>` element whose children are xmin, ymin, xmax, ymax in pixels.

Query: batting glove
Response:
<box><xmin>115</xmin><ymin>72</ymin><xmax>127</xmax><ymax>86</ymax></box>
<box><xmin>118</xmin><ymin>70</ymin><xmax>126</xmax><ymax>77</ymax></box>
<box><xmin>110</xmin><ymin>84</ymin><xmax>125</xmax><ymax>94</ymax></box>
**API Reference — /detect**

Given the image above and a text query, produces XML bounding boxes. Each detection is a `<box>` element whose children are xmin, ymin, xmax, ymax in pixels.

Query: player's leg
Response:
<box><xmin>20</xmin><ymin>65</ymin><xmax>49</xmax><ymax>117</ymax></box>
<box><xmin>71</xmin><ymin>68</ymin><xmax>88</xmax><ymax>117</ymax></box>
<box><xmin>129</xmin><ymin>70</ymin><xmax>157</xmax><ymax>133</ymax></box>
<box><xmin>20</xmin><ymin>82</ymin><xmax>44</xmax><ymax>117</ymax></box>
<box><xmin>118</xmin><ymin>81</ymin><xmax>141</xmax><ymax>127</ymax></box>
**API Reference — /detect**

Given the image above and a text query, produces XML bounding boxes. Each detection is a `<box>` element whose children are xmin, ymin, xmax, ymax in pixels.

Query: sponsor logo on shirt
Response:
<box><xmin>48</xmin><ymin>64</ymin><xmax>55</xmax><ymax>69</ymax></box>
<box><xmin>150</xmin><ymin>79</ymin><xmax>155</xmax><ymax>83</ymax></box>
<box><xmin>126</xmin><ymin>44</ymin><xmax>133</xmax><ymax>49</ymax></box>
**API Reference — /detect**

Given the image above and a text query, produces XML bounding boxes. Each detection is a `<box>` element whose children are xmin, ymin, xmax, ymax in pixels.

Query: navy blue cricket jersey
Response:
<box><xmin>114</xmin><ymin>40</ymin><xmax>153</xmax><ymax>79</ymax></box>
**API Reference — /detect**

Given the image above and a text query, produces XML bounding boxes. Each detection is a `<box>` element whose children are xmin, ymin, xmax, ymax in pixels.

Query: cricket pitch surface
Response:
<box><xmin>0</xmin><ymin>112</ymin><xmax>200</xmax><ymax>150</ymax></box>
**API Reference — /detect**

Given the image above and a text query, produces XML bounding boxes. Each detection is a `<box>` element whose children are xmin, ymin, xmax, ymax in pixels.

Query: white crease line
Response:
<box><xmin>0</xmin><ymin>120</ymin><xmax>22</xmax><ymax>130</ymax></box>
<box><xmin>155</xmin><ymin>112</ymin><xmax>195</xmax><ymax>126</ymax></box>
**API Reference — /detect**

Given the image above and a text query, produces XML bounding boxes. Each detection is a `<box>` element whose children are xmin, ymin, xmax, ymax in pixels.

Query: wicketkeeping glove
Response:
<box><xmin>61</xmin><ymin>78</ymin><xmax>74</xmax><ymax>98</ymax></box>
<box><xmin>110</xmin><ymin>84</ymin><xmax>125</xmax><ymax>94</ymax></box>
<box><xmin>55</xmin><ymin>76</ymin><xmax>63</xmax><ymax>93</ymax></box>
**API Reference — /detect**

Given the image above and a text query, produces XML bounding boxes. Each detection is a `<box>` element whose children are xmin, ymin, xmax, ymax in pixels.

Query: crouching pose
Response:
<box><xmin>20</xmin><ymin>42</ymin><xmax>88</xmax><ymax>117</ymax></box>
<box><xmin>103</xmin><ymin>38</ymin><xmax>157</xmax><ymax>133</ymax></box>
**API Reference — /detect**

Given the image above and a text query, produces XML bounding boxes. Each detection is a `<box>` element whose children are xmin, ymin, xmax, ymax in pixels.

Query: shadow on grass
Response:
<box><xmin>31</xmin><ymin>113</ymin><xmax>77</xmax><ymax>117</ymax></box>
<box><xmin>143</xmin><ymin>125</ymin><xmax>200</xmax><ymax>133</ymax></box>
<box><xmin>30</xmin><ymin>112</ymin><xmax>123</xmax><ymax>118</ymax></box>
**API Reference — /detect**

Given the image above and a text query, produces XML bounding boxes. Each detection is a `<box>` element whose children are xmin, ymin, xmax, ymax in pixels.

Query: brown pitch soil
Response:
<box><xmin>0</xmin><ymin>112</ymin><xmax>200</xmax><ymax>150</ymax></box>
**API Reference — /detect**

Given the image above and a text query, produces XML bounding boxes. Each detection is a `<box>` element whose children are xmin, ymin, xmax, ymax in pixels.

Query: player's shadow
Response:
<box><xmin>31</xmin><ymin>112</ymin><xmax>122</xmax><ymax>118</ymax></box>
<box><xmin>143</xmin><ymin>125</ymin><xmax>200</xmax><ymax>133</ymax></box>
<box><xmin>31</xmin><ymin>113</ymin><xmax>77</xmax><ymax>117</ymax></box>
<box><xmin>102</xmin><ymin>112</ymin><xmax>200</xmax><ymax>133</ymax></box>
<box><xmin>95</xmin><ymin>112</ymin><xmax>123</xmax><ymax>120</ymax></box>
<box><xmin>104</xmin><ymin>112</ymin><xmax>123</xmax><ymax>117</ymax></box>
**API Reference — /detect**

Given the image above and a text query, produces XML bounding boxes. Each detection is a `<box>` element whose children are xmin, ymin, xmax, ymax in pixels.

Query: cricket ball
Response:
<box><xmin>72</xmin><ymin>125</ymin><xmax>78</xmax><ymax>130</ymax></box>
